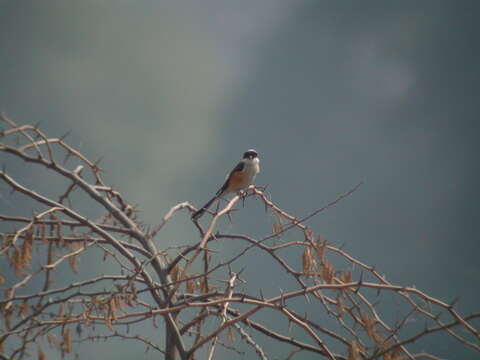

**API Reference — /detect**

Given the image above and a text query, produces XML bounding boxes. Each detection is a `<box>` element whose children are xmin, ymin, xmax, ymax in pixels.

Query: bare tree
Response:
<box><xmin>1</xmin><ymin>115</ymin><xmax>479</xmax><ymax>360</ymax></box>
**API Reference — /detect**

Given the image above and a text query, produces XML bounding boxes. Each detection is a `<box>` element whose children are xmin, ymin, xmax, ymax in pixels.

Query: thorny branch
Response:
<box><xmin>1</xmin><ymin>116</ymin><xmax>479</xmax><ymax>360</ymax></box>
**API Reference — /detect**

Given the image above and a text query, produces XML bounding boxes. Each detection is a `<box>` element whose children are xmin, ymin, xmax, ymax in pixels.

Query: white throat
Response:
<box><xmin>243</xmin><ymin>157</ymin><xmax>260</xmax><ymax>182</ymax></box>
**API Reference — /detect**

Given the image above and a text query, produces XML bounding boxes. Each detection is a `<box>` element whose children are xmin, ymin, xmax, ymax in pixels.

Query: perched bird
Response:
<box><xmin>192</xmin><ymin>149</ymin><xmax>260</xmax><ymax>220</ymax></box>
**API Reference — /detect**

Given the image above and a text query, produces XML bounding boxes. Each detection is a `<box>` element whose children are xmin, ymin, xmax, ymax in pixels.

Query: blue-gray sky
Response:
<box><xmin>1</xmin><ymin>1</ymin><xmax>479</xmax><ymax>359</ymax></box>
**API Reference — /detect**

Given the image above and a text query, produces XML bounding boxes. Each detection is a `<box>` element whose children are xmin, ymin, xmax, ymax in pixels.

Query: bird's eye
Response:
<box><xmin>243</xmin><ymin>150</ymin><xmax>257</xmax><ymax>159</ymax></box>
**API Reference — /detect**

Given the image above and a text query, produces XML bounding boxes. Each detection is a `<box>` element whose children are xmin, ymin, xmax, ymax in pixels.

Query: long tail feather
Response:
<box><xmin>192</xmin><ymin>195</ymin><xmax>218</xmax><ymax>220</ymax></box>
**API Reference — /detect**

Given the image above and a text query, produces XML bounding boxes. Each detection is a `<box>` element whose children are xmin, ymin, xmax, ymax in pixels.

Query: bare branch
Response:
<box><xmin>1</xmin><ymin>118</ymin><xmax>478</xmax><ymax>360</ymax></box>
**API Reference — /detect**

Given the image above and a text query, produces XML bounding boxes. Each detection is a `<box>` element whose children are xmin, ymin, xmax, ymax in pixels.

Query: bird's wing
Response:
<box><xmin>216</xmin><ymin>161</ymin><xmax>245</xmax><ymax>196</ymax></box>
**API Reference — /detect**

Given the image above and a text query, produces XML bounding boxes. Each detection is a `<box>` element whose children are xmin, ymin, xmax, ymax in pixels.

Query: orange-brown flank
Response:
<box><xmin>228</xmin><ymin>170</ymin><xmax>248</xmax><ymax>192</ymax></box>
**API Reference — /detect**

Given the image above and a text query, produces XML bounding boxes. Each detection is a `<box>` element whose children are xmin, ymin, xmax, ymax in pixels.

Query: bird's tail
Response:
<box><xmin>191</xmin><ymin>195</ymin><xmax>218</xmax><ymax>220</ymax></box>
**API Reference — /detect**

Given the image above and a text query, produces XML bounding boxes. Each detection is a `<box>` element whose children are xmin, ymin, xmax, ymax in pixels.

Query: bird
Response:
<box><xmin>192</xmin><ymin>149</ymin><xmax>260</xmax><ymax>220</ymax></box>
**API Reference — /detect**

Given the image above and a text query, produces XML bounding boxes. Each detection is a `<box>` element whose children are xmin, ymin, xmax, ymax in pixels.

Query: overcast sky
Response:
<box><xmin>1</xmin><ymin>1</ymin><xmax>479</xmax><ymax>359</ymax></box>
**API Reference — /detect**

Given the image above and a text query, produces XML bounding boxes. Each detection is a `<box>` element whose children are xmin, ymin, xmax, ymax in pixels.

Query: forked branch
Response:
<box><xmin>1</xmin><ymin>116</ymin><xmax>478</xmax><ymax>360</ymax></box>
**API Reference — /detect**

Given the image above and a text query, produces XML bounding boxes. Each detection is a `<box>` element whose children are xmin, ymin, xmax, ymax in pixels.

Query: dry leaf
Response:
<box><xmin>314</xmin><ymin>239</ymin><xmax>326</xmax><ymax>265</ymax></box>
<box><xmin>186</xmin><ymin>279</ymin><xmax>195</xmax><ymax>293</ymax></box>
<box><xmin>110</xmin><ymin>298</ymin><xmax>117</xmax><ymax>321</ymax></box>
<box><xmin>38</xmin><ymin>347</ymin><xmax>46</xmax><ymax>360</ymax></box>
<box><xmin>348</xmin><ymin>340</ymin><xmax>362</xmax><ymax>360</ymax></box>
<box><xmin>20</xmin><ymin>299</ymin><xmax>29</xmax><ymax>316</ymax></box>
<box><xmin>63</xmin><ymin>327</ymin><xmax>72</xmax><ymax>353</ymax></box>
<box><xmin>12</xmin><ymin>247</ymin><xmax>23</xmax><ymax>276</ymax></box>
<box><xmin>57</xmin><ymin>304</ymin><xmax>65</xmax><ymax>318</ymax></box>
<box><xmin>115</xmin><ymin>295</ymin><xmax>125</xmax><ymax>312</ymax></box>
<box><xmin>272</xmin><ymin>218</ymin><xmax>283</xmax><ymax>237</ymax></box>
<box><xmin>336</xmin><ymin>294</ymin><xmax>345</xmax><ymax>318</ymax></box>
<box><xmin>56</xmin><ymin>221</ymin><xmax>64</xmax><ymax>247</ymax></box>
<box><xmin>68</xmin><ymin>254</ymin><xmax>78</xmax><ymax>274</ymax></box>
<box><xmin>321</xmin><ymin>261</ymin><xmax>335</xmax><ymax>284</ymax></box>
<box><xmin>227</xmin><ymin>326</ymin><xmax>235</xmax><ymax>342</ymax></box>
<box><xmin>170</xmin><ymin>264</ymin><xmax>179</xmax><ymax>282</ymax></box>
<box><xmin>3</xmin><ymin>308</ymin><xmax>12</xmax><ymax>330</ymax></box>
<box><xmin>341</xmin><ymin>271</ymin><xmax>352</xmax><ymax>284</ymax></box>
<box><xmin>361</xmin><ymin>311</ymin><xmax>379</xmax><ymax>342</ymax></box>
<box><xmin>21</xmin><ymin>237</ymin><xmax>32</xmax><ymax>268</ymax></box>
<box><xmin>199</xmin><ymin>277</ymin><xmax>209</xmax><ymax>294</ymax></box>
<box><xmin>105</xmin><ymin>309</ymin><xmax>113</xmax><ymax>331</ymax></box>
<box><xmin>302</xmin><ymin>247</ymin><xmax>313</xmax><ymax>274</ymax></box>
<box><xmin>40</xmin><ymin>223</ymin><xmax>48</xmax><ymax>244</ymax></box>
